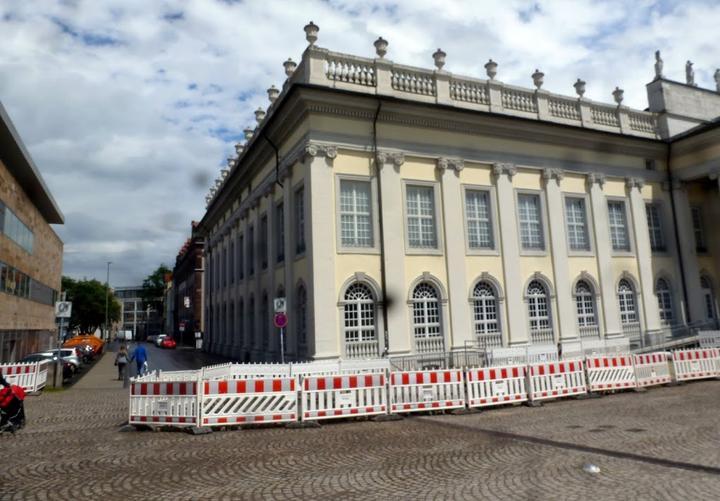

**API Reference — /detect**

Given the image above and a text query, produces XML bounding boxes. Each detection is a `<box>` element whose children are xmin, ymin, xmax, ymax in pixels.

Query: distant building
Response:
<box><xmin>114</xmin><ymin>286</ymin><xmax>163</xmax><ymax>341</ymax></box>
<box><xmin>172</xmin><ymin>223</ymin><xmax>205</xmax><ymax>345</ymax></box>
<box><xmin>0</xmin><ymin>102</ymin><xmax>64</xmax><ymax>362</ymax></box>
<box><xmin>198</xmin><ymin>26</ymin><xmax>720</xmax><ymax>362</ymax></box>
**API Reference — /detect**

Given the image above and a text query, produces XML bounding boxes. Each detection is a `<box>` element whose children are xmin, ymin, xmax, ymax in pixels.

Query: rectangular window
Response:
<box><xmin>237</xmin><ymin>234</ymin><xmax>244</xmax><ymax>280</ymax></box>
<box><xmin>608</xmin><ymin>200</ymin><xmax>630</xmax><ymax>252</ymax></box>
<box><xmin>0</xmin><ymin>203</ymin><xmax>34</xmax><ymax>254</ymax></box>
<box><xmin>248</xmin><ymin>226</ymin><xmax>255</xmax><ymax>276</ymax></box>
<box><xmin>229</xmin><ymin>242</ymin><xmax>235</xmax><ymax>284</ymax></box>
<box><xmin>645</xmin><ymin>203</ymin><xmax>665</xmax><ymax>252</ymax></box>
<box><xmin>260</xmin><ymin>215</ymin><xmax>268</xmax><ymax>270</ymax></box>
<box><xmin>564</xmin><ymin>197</ymin><xmax>590</xmax><ymax>251</ymax></box>
<box><xmin>222</xmin><ymin>247</ymin><xmax>227</xmax><ymax>287</ymax></box>
<box><xmin>465</xmin><ymin>190</ymin><xmax>493</xmax><ymax>249</ymax></box>
<box><xmin>691</xmin><ymin>207</ymin><xmax>707</xmax><ymax>253</ymax></box>
<box><xmin>517</xmin><ymin>193</ymin><xmax>544</xmax><ymax>250</ymax></box>
<box><xmin>276</xmin><ymin>203</ymin><xmax>284</xmax><ymax>263</ymax></box>
<box><xmin>340</xmin><ymin>180</ymin><xmax>373</xmax><ymax>248</ymax></box>
<box><xmin>406</xmin><ymin>185</ymin><xmax>437</xmax><ymax>249</ymax></box>
<box><xmin>0</xmin><ymin>260</ymin><xmax>57</xmax><ymax>305</ymax></box>
<box><xmin>295</xmin><ymin>187</ymin><xmax>305</xmax><ymax>255</ymax></box>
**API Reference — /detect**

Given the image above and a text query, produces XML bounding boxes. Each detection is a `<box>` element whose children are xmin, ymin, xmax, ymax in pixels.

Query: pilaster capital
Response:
<box><xmin>436</xmin><ymin>157</ymin><xmax>464</xmax><ymax>173</ymax></box>
<box><xmin>585</xmin><ymin>172</ymin><xmax>606</xmax><ymax>188</ymax></box>
<box><xmin>304</xmin><ymin>142</ymin><xmax>338</xmax><ymax>165</ymax></box>
<box><xmin>625</xmin><ymin>176</ymin><xmax>645</xmax><ymax>191</ymax></box>
<box><xmin>542</xmin><ymin>168</ymin><xmax>564</xmax><ymax>185</ymax></box>
<box><xmin>492</xmin><ymin>162</ymin><xmax>517</xmax><ymax>179</ymax></box>
<box><xmin>376</xmin><ymin>150</ymin><xmax>405</xmax><ymax>168</ymax></box>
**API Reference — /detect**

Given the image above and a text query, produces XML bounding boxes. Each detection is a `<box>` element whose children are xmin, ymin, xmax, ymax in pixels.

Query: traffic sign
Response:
<box><xmin>273</xmin><ymin>297</ymin><xmax>286</xmax><ymax>313</ymax></box>
<box><xmin>273</xmin><ymin>312</ymin><xmax>288</xmax><ymax>329</ymax></box>
<box><xmin>55</xmin><ymin>301</ymin><xmax>72</xmax><ymax>318</ymax></box>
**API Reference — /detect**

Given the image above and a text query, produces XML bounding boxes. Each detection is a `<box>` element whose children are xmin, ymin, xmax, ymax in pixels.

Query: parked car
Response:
<box><xmin>147</xmin><ymin>334</ymin><xmax>159</xmax><ymax>344</ymax></box>
<box><xmin>19</xmin><ymin>354</ymin><xmax>74</xmax><ymax>380</ymax></box>
<box><xmin>154</xmin><ymin>334</ymin><xmax>168</xmax><ymax>347</ymax></box>
<box><xmin>37</xmin><ymin>349</ymin><xmax>83</xmax><ymax>372</ymax></box>
<box><xmin>160</xmin><ymin>337</ymin><xmax>176</xmax><ymax>349</ymax></box>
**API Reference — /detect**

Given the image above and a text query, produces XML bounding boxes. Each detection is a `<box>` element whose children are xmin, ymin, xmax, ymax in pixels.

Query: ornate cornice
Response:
<box><xmin>437</xmin><ymin>157</ymin><xmax>464</xmax><ymax>172</ymax></box>
<box><xmin>376</xmin><ymin>150</ymin><xmax>405</xmax><ymax>168</ymax></box>
<box><xmin>585</xmin><ymin>172</ymin><xmax>606</xmax><ymax>188</ymax></box>
<box><xmin>492</xmin><ymin>162</ymin><xmax>517</xmax><ymax>179</ymax></box>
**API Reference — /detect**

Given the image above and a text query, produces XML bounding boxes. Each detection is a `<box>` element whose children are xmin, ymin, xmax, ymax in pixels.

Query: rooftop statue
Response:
<box><xmin>714</xmin><ymin>69</ymin><xmax>720</xmax><ymax>92</ymax></box>
<box><xmin>654</xmin><ymin>50</ymin><xmax>663</xmax><ymax>79</ymax></box>
<box><xmin>686</xmin><ymin>61</ymin><xmax>696</xmax><ymax>86</ymax></box>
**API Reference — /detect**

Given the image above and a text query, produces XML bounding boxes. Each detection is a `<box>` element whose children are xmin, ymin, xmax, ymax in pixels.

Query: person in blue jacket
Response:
<box><xmin>130</xmin><ymin>343</ymin><xmax>148</xmax><ymax>376</ymax></box>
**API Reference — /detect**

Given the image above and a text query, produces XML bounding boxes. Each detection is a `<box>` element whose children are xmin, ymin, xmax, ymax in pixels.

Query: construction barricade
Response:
<box><xmin>301</xmin><ymin>373</ymin><xmax>387</xmax><ymax>421</ymax></box>
<box><xmin>632</xmin><ymin>352</ymin><xmax>672</xmax><ymax>388</ymax></box>
<box><xmin>671</xmin><ymin>348</ymin><xmax>720</xmax><ymax>382</ymax></box>
<box><xmin>129</xmin><ymin>379</ymin><xmax>199</xmax><ymax>427</ymax></box>
<box><xmin>0</xmin><ymin>361</ymin><xmax>47</xmax><ymax>393</ymax></box>
<box><xmin>698</xmin><ymin>331</ymin><xmax>720</xmax><ymax>349</ymax></box>
<box><xmin>200</xmin><ymin>377</ymin><xmax>297</xmax><ymax>426</ymax></box>
<box><xmin>527</xmin><ymin>360</ymin><xmax>587</xmax><ymax>402</ymax></box>
<box><xmin>466</xmin><ymin>365</ymin><xmax>527</xmax><ymax>408</ymax></box>
<box><xmin>585</xmin><ymin>354</ymin><xmax>637</xmax><ymax>392</ymax></box>
<box><xmin>389</xmin><ymin>369</ymin><xmax>465</xmax><ymax>413</ymax></box>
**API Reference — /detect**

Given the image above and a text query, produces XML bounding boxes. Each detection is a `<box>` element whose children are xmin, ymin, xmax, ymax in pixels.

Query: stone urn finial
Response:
<box><xmin>686</xmin><ymin>60</ymin><xmax>696</xmax><ymax>86</ymax></box>
<box><xmin>283</xmin><ymin>58</ymin><xmax>297</xmax><ymax>78</ymax></box>
<box><xmin>267</xmin><ymin>85</ymin><xmax>279</xmax><ymax>103</ymax></box>
<box><xmin>612</xmin><ymin>86</ymin><xmax>624</xmax><ymax>105</ymax></box>
<box><xmin>244</xmin><ymin>127</ymin><xmax>254</xmax><ymax>140</ymax></box>
<box><xmin>226</xmin><ymin>157</ymin><xmax>235</xmax><ymax>168</ymax></box>
<box><xmin>374</xmin><ymin>37</ymin><xmax>388</xmax><ymax>58</ymax></box>
<box><xmin>433</xmin><ymin>48</ymin><xmax>447</xmax><ymax>70</ymax></box>
<box><xmin>485</xmin><ymin>59</ymin><xmax>498</xmax><ymax>80</ymax></box>
<box><xmin>654</xmin><ymin>50</ymin><xmax>663</xmax><ymax>79</ymax></box>
<box><xmin>255</xmin><ymin>107</ymin><xmax>266</xmax><ymax>123</ymax></box>
<box><xmin>304</xmin><ymin>21</ymin><xmax>319</xmax><ymax>45</ymax></box>
<box><xmin>714</xmin><ymin>69</ymin><xmax>720</xmax><ymax>93</ymax></box>
<box><xmin>532</xmin><ymin>69</ymin><xmax>544</xmax><ymax>89</ymax></box>
<box><xmin>235</xmin><ymin>143</ymin><xmax>244</xmax><ymax>155</ymax></box>
<box><xmin>574</xmin><ymin>78</ymin><xmax>586</xmax><ymax>97</ymax></box>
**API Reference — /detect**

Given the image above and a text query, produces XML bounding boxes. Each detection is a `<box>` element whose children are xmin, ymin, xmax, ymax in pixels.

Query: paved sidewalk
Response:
<box><xmin>1</xmin><ymin>358</ymin><xmax>719</xmax><ymax>499</ymax></box>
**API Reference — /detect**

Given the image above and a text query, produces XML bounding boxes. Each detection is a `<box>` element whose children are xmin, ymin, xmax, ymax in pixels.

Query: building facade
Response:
<box><xmin>172</xmin><ymin>225</ymin><xmax>205</xmax><ymax>346</ymax></box>
<box><xmin>0</xmin><ymin>102</ymin><xmax>64</xmax><ymax>362</ymax></box>
<box><xmin>197</xmin><ymin>26</ymin><xmax>720</xmax><ymax>362</ymax></box>
<box><xmin>114</xmin><ymin>286</ymin><xmax>163</xmax><ymax>341</ymax></box>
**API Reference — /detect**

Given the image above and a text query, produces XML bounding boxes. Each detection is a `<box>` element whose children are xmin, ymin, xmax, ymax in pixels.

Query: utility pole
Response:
<box><xmin>104</xmin><ymin>261</ymin><xmax>111</xmax><ymax>341</ymax></box>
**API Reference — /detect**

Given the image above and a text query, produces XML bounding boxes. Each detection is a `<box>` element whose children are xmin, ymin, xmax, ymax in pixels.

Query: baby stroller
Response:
<box><xmin>0</xmin><ymin>374</ymin><xmax>26</xmax><ymax>434</ymax></box>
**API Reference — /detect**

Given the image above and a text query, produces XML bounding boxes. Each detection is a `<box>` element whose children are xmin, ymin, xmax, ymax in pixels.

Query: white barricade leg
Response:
<box><xmin>466</xmin><ymin>365</ymin><xmax>527</xmax><ymax>408</ymax></box>
<box><xmin>301</xmin><ymin>374</ymin><xmax>387</xmax><ymax>421</ymax></box>
<box><xmin>389</xmin><ymin>370</ymin><xmax>465</xmax><ymax>414</ymax></box>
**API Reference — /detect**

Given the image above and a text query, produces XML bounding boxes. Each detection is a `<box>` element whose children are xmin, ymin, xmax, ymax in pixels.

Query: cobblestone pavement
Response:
<box><xmin>1</xmin><ymin>352</ymin><xmax>719</xmax><ymax>500</ymax></box>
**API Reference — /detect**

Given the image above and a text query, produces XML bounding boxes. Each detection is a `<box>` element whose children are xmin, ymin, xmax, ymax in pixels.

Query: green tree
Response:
<box><xmin>61</xmin><ymin>276</ymin><xmax>121</xmax><ymax>334</ymax></box>
<box><xmin>140</xmin><ymin>264</ymin><xmax>171</xmax><ymax>311</ymax></box>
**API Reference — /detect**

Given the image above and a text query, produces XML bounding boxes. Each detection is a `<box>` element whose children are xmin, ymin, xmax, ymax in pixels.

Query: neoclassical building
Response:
<box><xmin>196</xmin><ymin>24</ymin><xmax>720</xmax><ymax>361</ymax></box>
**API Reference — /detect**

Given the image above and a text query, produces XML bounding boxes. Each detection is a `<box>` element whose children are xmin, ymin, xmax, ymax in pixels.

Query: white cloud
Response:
<box><xmin>0</xmin><ymin>0</ymin><xmax>718</xmax><ymax>285</ymax></box>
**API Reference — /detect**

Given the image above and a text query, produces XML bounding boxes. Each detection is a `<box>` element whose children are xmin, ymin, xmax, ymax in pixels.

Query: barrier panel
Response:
<box><xmin>633</xmin><ymin>352</ymin><xmax>672</xmax><ymax>388</ymax></box>
<box><xmin>698</xmin><ymin>331</ymin><xmax>720</xmax><ymax>349</ymax></box>
<box><xmin>0</xmin><ymin>362</ymin><xmax>42</xmax><ymax>392</ymax></box>
<box><xmin>301</xmin><ymin>373</ymin><xmax>387</xmax><ymax>421</ymax></box>
<box><xmin>671</xmin><ymin>348</ymin><xmax>720</xmax><ymax>382</ymax></box>
<box><xmin>585</xmin><ymin>355</ymin><xmax>637</xmax><ymax>392</ymax></box>
<box><xmin>486</xmin><ymin>347</ymin><xmax>527</xmax><ymax>367</ymax></box>
<box><xmin>604</xmin><ymin>337</ymin><xmax>631</xmax><ymax>354</ymax></box>
<box><xmin>230</xmin><ymin>363</ymin><xmax>290</xmax><ymax>379</ymax></box>
<box><xmin>526</xmin><ymin>345</ymin><xmax>559</xmax><ymax>364</ymax></box>
<box><xmin>559</xmin><ymin>341</ymin><xmax>583</xmax><ymax>360</ymax></box>
<box><xmin>466</xmin><ymin>365</ymin><xmax>527</xmax><ymax>408</ymax></box>
<box><xmin>527</xmin><ymin>360</ymin><xmax>587</xmax><ymax>402</ymax></box>
<box><xmin>389</xmin><ymin>369</ymin><xmax>465</xmax><ymax>413</ymax></box>
<box><xmin>580</xmin><ymin>338</ymin><xmax>606</xmax><ymax>356</ymax></box>
<box><xmin>201</xmin><ymin>363</ymin><xmax>233</xmax><ymax>380</ymax></box>
<box><xmin>129</xmin><ymin>380</ymin><xmax>199</xmax><ymax>427</ymax></box>
<box><xmin>201</xmin><ymin>377</ymin><xmax>297</xmax><ymax>426</ymax></box>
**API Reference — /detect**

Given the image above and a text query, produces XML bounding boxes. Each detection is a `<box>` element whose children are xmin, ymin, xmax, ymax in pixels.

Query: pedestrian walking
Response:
<box><xmin>130</xmin><ymin>343</ymin><xmax>148</xmax><ymax>377</ymax></box>
<box><xmin>114</xmin><ymin>344</ymin><xmax>129</xmax><ymax>380</ymax></box>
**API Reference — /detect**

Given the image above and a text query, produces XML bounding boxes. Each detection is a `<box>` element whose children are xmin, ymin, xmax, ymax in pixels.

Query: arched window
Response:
<box><xmin>527</xmin><ymin>280</ymin><xmax>552</xmax><ymax>343</ymax></box>
<box><xmin>411</xmin><ymin>282</ymin><xmax>444</xmax><ymax>353</ymax></box>
<box><xmin>342</xmin><ymin>283</ymin><xmax>379</xmax><ymax>358</ymax></box>
<box><xmin>472</xmin><ymin>281</ymin><xmax>501</xmax><ymax>347</ymax></box>
<box><xmin>296</xmin><ymin>284</ymin><xmax>307</xmax><ymax>353</ymax></box>
<box><xmin>701</xmin><ymin>276</ymin><xmax>716</xmax><ymax>321</ymax></box>
<box><xmin>248</xmin><ymin>296</ymin><xmax>255</xmax><ymax>352</ymax></box>
<box><xmin>655</xmin><ymin>278</ymin><xmax>674</xmax><ymax>326</ymax></box>
<box><xmin>618</xmin><ymin>279</ymin><xmax>638</xmax><ymax>325</ymax></box>
<box><xmin>575</xmin><ymin>280</ymin><xmax>599</xmax><ymax>338</ymax></box>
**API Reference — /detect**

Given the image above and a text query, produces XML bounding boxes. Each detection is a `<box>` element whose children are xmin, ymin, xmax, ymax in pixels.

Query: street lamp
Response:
<box><xmin>104</xmin><ymin>261</ymin><xmax>112</xmax><ymax>341</ymax></box>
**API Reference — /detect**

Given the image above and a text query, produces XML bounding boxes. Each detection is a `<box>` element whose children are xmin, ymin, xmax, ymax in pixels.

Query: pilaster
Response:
<box><xmin>493</xmin><ymin>163</ymin><xmax>526</xmax><ymax>345</ymax></box>
<box><xmin>587</xmin><ymin>173</ymin><xmax>622</xmax><ymax>337</ymax></box>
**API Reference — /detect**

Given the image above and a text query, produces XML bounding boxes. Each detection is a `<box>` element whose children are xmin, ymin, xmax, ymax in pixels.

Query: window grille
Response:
<box><xmin>340</xmin><ymin>180</ymin><xmax>373</xmax><ymax>247</ymax></box>
<box><xmin>565</xmin><ymin>197</ymin><xmax>589</xmax><ymax>251</ymax></box>
<box><xmin>472</xmin><ymin>281</ymin><xmax>501</xmax><ymax>346</ymax></box>
<box><xmin>645</xmin><ymin>203</ymin><xmax>665</xmax><ymax>251</ymax></box>
<box><xmin>655</xmin><ymin>278</ymin><xmax>674</xmax><ymax>325</ymax></box>
<box><xmin>406</xmin><ymin>186</ymin><xmax>437</xmax><ymax>248</ymax></box>
<box><xmin>608</xmin><ymin>201</ymin><xmax>630</xmax><ymax>251</ymax></box>
<box><xmin>518</xmin><ymin>194</ymin><xmax>544</xmax><ymax>250</ymax></box>
<box><xmin>465</xmin><ymin>190</ymin><xmax>493</xmax><ymax>249</ymax></box>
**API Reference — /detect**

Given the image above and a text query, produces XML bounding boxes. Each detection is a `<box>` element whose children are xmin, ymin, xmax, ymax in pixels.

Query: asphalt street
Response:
<box><xmin>122</xmin><ymin>341</ymin><xmax>230</xmax><ymax>375</ymax></box>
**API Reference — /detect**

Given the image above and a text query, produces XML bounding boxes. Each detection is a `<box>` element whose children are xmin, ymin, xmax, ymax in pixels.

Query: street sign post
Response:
<box><xmin>53</xmin><ymin>296</ymin><xmax>71</xmax><ymax>388</ymax></box>
<box><xmin>273</xmin><ymin>312</ymin><xmax>288</xmax><ymax>363</ymax></box>
<box><xmin>273</xmin><ymin>297</ymin><xmax>286</xmax><ymax>313</ymax></box>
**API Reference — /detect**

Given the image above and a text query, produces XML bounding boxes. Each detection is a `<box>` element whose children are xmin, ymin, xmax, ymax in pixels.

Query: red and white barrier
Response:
<box><xmin>1</xmin><ymin>361</ymin><xmax>47</xmax><ymax>393</ymax></box>
<box><xmin>527</xmin><ymin>360</ymin><xmax>587</xmax><ymax>402</ymax></box>
<box><xmin>671</xmin><ymin>348</ymin><xmax>720</xmax><ymax>382</ymax></box>
<box><xmin>389</xmin><ymin>369</ymin><xmax>465</xmax><ymax>413</ymax></box>
<box><xmin>633</xmin><ymin>352</ymin><xmax>672</xmax><ymax>387</ymax></box>
<box><xmin>301</xmin><ymin>373</ymin><xmax>387</xmax><ymax>421</ymax></box>
<box><xmin>129</xmin><ymin>380</ymin><xmax>199</xmax><ymax>426</ymax></box>
<box><xmin>466</xmin><ymin>365</ymin><xmax>527</xmax><ymax>408</ymax></box>
<box><xmin>200</xmin><ymin>377</ymin><xmax>297</xmax><ymax>426</ymax></box>
<box><xmin>585</xmin><ymin>355</ymin><xmax>637</xmax><ymax>392</ymax></box>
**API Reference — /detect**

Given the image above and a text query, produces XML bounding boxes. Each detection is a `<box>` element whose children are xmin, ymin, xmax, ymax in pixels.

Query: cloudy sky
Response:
<box><xmin>1</xmin><ymin>0</ymin><xmax>719</xmax><ymax>287</ymax></box>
